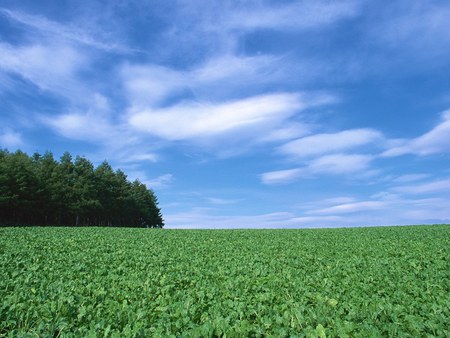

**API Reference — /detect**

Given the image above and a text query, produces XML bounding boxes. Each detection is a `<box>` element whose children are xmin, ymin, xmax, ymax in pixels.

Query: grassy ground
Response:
<box><xmin>0</xmin><ymin>225</ymin><xmax>449</xmax><ymax>337</ymax></box>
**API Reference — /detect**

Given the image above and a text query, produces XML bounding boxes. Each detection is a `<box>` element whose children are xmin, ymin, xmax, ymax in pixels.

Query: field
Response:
<box><xmin>0</xmin><ymin>225</ymin><xmax>449</xmax><ymax>337</ymax></box>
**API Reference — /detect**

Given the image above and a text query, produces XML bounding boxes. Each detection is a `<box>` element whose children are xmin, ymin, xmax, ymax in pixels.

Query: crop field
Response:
<box><xmin>0</xmin><ymin>225</ymin><xmax>449</xmax><ymax>337</ymax></box>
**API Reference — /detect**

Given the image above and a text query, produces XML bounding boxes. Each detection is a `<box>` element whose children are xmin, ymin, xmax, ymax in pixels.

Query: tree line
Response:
<box><xmin>0</xmin><ymin>149</ymin><xmax>164</xmax><ymax>228</ymax></box>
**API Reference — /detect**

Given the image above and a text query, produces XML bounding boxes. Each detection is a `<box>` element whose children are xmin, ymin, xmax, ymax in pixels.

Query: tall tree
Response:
<box><xmin>31</xmin><ymin>151</ymin><xmax>58</xmax><ymax>224</ymax></box>
<box><xmin>73</xmin><ymin>156</ymin><xmax>99</xmax><ymax>226</ymax></box>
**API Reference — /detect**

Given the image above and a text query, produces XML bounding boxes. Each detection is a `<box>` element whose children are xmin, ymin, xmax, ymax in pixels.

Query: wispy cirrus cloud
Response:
<box><xmin>164</xmin><ymin>192</ymin><xmax>450</xmax><ymax>228</ymax></box>
<box><xmin>161</xmin><ymin>0</ymin><xmax>364</xmax><ymax>60</ymax></box>
<box><xmin>0</xmin><ymin>42</ymin><xmax>86</xmax><ymax>98</ymax></box>
<box><xmin>38</xmin><ymin>93</ymin><xmax>164</xmax><ymax>167</ymax></box>
<box><xmin>392</xmin><ymin>178</ymin><xmax>450</xmax><ymax>195</ymax></box>
<box><xmin>43</xmin><ymin>112</ymin><xmax>110</xmax><ymax>142</ymax></box>
<box><xmin>280</xmin><ymin>129</ymin><xmax>383</xmax><ymax>159</ymax></box>
<box><xmin>143</xmin><ymin>174</ymin><xmax>174</xmax><ymax>189</ymax></box>
<box><xmin>40</xmin><ymin>93</ymin><xmax>115</xmax><ymax>142</ymax></box>
<box><xmin>120</xmin><ymin>54</ymin><xmax>292</xmax><ymax>107</ymax></box>
<box><xmin>308</xmin><ymin>201</ymin><xmax>386</xmax><ymax>215</ymax></box>
<box><xmin>128</xmin><ymin>93</ymin><xmax>303</xmax><ymax>141</ymax></box>
<box><xmin>264</xmin><ymin>107</ymin><xmax>450</xmax><ymax>186</ymax></box>
<box><xmin>122</xmin><ymin>52</ymin><xmax>336</xmax><ymax>155</ymax></box>
<box><xmin>293</xmin><ymin>192</ymin><xmax>450</xmax><ymax>227</ymax></box>
<box><xmin>164</xmin><ymin>208</ymin><xmax>343</xmax><ymax>229</ymax></box>
<box><xmin>308</xmin><ymin>153</ymin><xmax>374</xmax><ymax>175</ymax></box>
<box><xmin>0</xmin><ymin>7</ymin><xmax>133</xmax><ymax>53</ymax></box>
<box><xmin>382</xmin><ymin>110</ymin><xmax>450</xmax><ymax>157</ymax></box>
<box><xmin>176</xmin><ymin>0</ymin><xmax>363</xmax><ymax>37</ymax></box>
<box><xmin>120</xmin><ymin>64</ymin><xmax>185</xmax><ymax>107</ymax></box>
<box><xmin>206</xmin><ymin>197</ymin><xmax>239</xmax><ymax>206</ymax></box>
<box><xmin>261</xmin><ymin>168</ymin><xmax>304</xmax><ymax>185</ymax></box>
<box><xmin>391</xmin><ymin>174</ymin><xmax>430</xmax><ymax>183</ymax></box>
<box><xmin>262</xmin><ymin>153</ymin><xmax>374</xmax><ymax>185</ymax></box>
<box><xmin>119</xmin><ymin>153</ymin><xmax>158</xmax><ymax>163</ymax></box>
<box><xmin>225</xmin><ymin>0</ymin><xmax>363</xmax><ymax>31</ymax></box>
<box><xmin>261</xmin><ymin>128</ymin><xmax>382</xmax><ymax>185</ymax></box>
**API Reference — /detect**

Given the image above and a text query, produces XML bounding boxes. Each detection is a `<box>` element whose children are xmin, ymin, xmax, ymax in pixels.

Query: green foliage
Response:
<box><xmin>0</xmin><ymin>149</ymin><xmax>163</xmax><ymax>228</ymax></box>
<box><xmin>0</xmin><ymin>225</ymin><xmax>448</xmax><ymax>337</ymax></box>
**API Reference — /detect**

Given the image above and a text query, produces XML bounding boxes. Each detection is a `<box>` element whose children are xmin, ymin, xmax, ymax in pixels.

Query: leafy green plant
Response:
<box><xmin>0</xmin><ymin>225</ymin><xmax>449</xmax><ymax>337</ymax></box>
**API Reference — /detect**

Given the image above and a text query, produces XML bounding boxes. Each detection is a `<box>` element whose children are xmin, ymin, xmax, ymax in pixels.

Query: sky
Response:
<box><xmin>1</xmin><ymin>0</ymin><xmax>450</xmax><ymax>228</ymax></box>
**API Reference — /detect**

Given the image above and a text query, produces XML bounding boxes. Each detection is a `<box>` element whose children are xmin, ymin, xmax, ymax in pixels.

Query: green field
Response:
<box><xmin>1</xmin><ymin>225</ymin><xmax>449</xmax><ymax>337</ymax></box>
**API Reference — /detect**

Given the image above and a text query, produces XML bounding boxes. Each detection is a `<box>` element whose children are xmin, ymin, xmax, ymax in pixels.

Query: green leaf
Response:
<box><xmin>316</xmin><ymin>324</ymin><xmax>326</xmax><ymax>338</ymax></box>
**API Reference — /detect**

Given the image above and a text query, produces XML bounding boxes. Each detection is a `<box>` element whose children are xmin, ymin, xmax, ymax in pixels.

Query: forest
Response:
<box><xmin>0</xmin><ymin>149</ymin><xmax>164</xmax><ymax>228</ymax></box>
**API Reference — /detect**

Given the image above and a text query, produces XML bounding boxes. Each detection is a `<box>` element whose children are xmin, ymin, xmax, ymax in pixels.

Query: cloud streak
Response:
<box><xmin>0</xmin><ymin>42</ymin><xmax>86</xmax><ymax>98</ymax></box>
<box><xmin>143</xmin><ymin>174</ymin><xmax>174</xmax><ymax>189</ymax></box>
<box><xmin>309</xmin><ymin>201</ymin><xmax>386</xmax><ymax>215</ymax></box>
<box><xmin>261</xmin><ymin>168</ymin><xmax>304</xmax><ymax>185</ymax></box>
<box><xmin>226</xmin><ymin>0</ymin><xmax>362</xmax><ymax>31</ymax></box>
<box><xmin>393</xmin><ymin>179</ymin><xmax>450</xmax><ymax>195</ymax></box>
<box><xmin>164</xmin><ymin>209</ymin><xmax>343</xmax><ymax>229</ymax></box>
<box><xmin>261</xmin><ymin>153</ymin><xmax>374</xmax><ymax>185</ymax></box>
<box><xmin>382</xmin><ymin>110</ymin><xmax>450</xmax><ymax>157</ymax></box>
<box><xmin>280</xmin><ymin>129</ymin><xmax>383</xmax><ymax>158</ymax></box>
<box><xmin>128</xmin><ymin>93</ymin><xmax>304</xmax><ymax>141</ymax></box>
<box><xmin>0</xmin><ymin>8</ymin><xmax>133</xmax><ymax>53</ymax></box>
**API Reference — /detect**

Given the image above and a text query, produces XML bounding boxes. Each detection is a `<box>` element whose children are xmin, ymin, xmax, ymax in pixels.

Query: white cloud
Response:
<box><xmin>121</xmin><ymin>54</ymin><xmax>292</xmax><ymax>106</ymax></box>
<box><xmin>0</xmin><ymin>8</ymin><xmax>131</xmax><ymax>52</ymax></box>
<box><xmin>164</xmin><ymin>209</ymin><xmax>343</xmax><ymax>229</ymax></box>
<box><xmin>261</xmin><ymin>153</ymin><xmax>374</xmax><ymax>185</ymax></box>
<box><xmin>371</xmin><ymin>192</ymin><xmax>399</xmax><ymax>201</ymax></box>
<box><xmin>263</xmin><ymin>127</ymin><xmax>384</xmax><ymax>185</ymax></box>
<box><xmin>260</xmin><ymin>123</ymin><xmax>311</xmax><ymax>143</ymax></box>
<box><xmin>261</xmin><ymin>168</ymin><xmax>304</xmax><ymax>185</ymax></box>
<box><xmin>41</xmin><ymin>94</ymin><xmax>114</xmax><ymax>142</ymax></box>
<box><xmin>39</xmin><ymin>94</ymin><xmax>162</xmax><ymax>163</ymax></box>
<box><xmin>393</xmin><ymin>179</ymin><xmax>450</xmax><ymax>195</ymax></box>
<box><xmin>280</xmin><ymin>128</ymin><xmax>383</xmax><ymax>158</ymax></box>
<box><xmin>143</xmin><ymin>174</ymin><xmax>174</xmax><ymax>189</ymax></box>
<box><xmin>0</xmin><ymin>129</ymin><xmax>23</xmax><ymax>148</ymax></box>
<box><xmin>121</xmin><ymin>64</ymin><xmax>185</xmax><ymax>107</ymax></box>
<box><xmin>163</xmin><ymin>0</ymin><xmax>363</xmax><ymax>64</ymax></box>
<box><xmin>149</xmin><ymin>178</ymin><xmax>450</xmax><ymax>227</ymax></box>
<box><xmin>206</xmin><ymin>197</ymin><xmax>239</xmax><ymax>205</ymax></box>
<box><xmin>294</xmin><ymin>192</ymin><xmax>450</xmax><ymax>226</ymax></box>
<box><xmin>0</xmin><ymin>42</ymin><xmax>87</xmax><ymax>99</ymax></box>
<box><xmin>120</xmin><ymin>153</ymin><xmax>158</xmax><ymax>163</ymax></box>
<box><xmin>323</xmin><ymin>196</ymin><xmax>356</xmax><ymax>204</ymax></box>
<box><xmin>192</xmin><ymin>54</ymin><xmax>276</xmax><ymax>84</ymax></box>
<box><xmin>164</xmin><ymin>194</ymin><xmax>450</xmax><ymax>228</ymax></box>
<box><xmin>128</xmin><ymin>93</ymin><xmax>303</xmax><ymax>141</ymax></box>
<box><xmin>120</xmin><ymin>43</ymin><xmax>337</xmax><ymax>156</ymax></box>
<box><xmin>443</xmin><ymin>110</ymin><xmax>450</xmax><ymax>120</ymax></box>
<box><xmin>44</xmin><ymin>113</ymin><xmax>102</xmax><ymax>140</ymax></box>
<box><xmin>309</xmin><ymin>201</ymin><xmax>386</xmax><ymax>215</ymax></box>
<box><xmin>382</xmin><ymin>110</ymin><xmax>450</xmax><ymax>157</ymax></box>
<box><xmin>223</xmin><ymin>1</ymin><xmax>362</xmax><ymax>31</ymax></box>
<box><xmin>308</xmin><ymin>153</ymin><xmax>373</xmax><ymax>175</ymax></box>
<box><xmin>392</xmin><ymin>174</ymin><xmax>429</xmax><ymax>183</ymax></box>
<box><xmin>410</xmin><ymin>119</ymin><xmax>450</xmax><ymax>155</ymax></box>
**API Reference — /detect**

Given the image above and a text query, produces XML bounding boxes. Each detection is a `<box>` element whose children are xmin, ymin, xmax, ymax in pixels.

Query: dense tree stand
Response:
<box><xmin>0</xmin><ymin>149</ymin><xmax>164</xmax><ymax>228</ymax></box>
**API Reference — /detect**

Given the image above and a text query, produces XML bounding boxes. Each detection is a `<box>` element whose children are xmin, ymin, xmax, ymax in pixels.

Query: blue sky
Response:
<box><xmin>1</xmin><ymin>0</ymin><xmax>450</xmax><ymax>228</ymax></box>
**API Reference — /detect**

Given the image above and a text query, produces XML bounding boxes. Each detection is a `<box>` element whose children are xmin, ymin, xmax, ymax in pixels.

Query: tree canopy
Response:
<box><xmin>0</xmin><ymin>149</ymin><xmax>164</xmax><ymax>228</ymax></box>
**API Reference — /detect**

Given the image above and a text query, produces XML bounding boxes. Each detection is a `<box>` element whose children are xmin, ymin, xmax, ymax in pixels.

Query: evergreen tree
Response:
<box><xmin>0</xmin><ymin>149</ymin><xmax>164</xmax><ymax>228</ymax></box>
